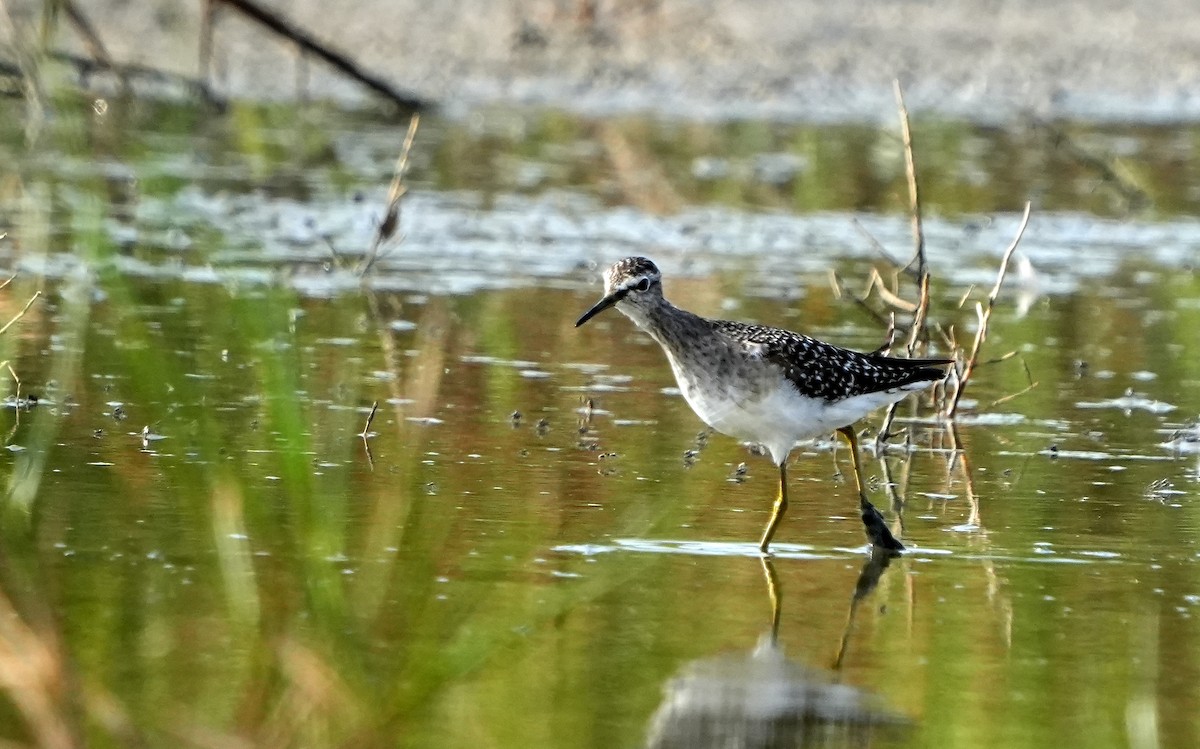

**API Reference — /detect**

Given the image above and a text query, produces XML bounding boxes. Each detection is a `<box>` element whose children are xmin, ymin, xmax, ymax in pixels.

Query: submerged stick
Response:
<box><xmin>358</xmin><ymin>401</ymin><xmax>379</xmax><ymax>439</ymax></box>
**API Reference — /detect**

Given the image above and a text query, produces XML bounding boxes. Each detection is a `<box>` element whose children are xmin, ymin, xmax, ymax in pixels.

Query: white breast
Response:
<box><xmin>668</xmin><ymin>357</ymin><xmax>929</xmax><ymax>465</ymax></box>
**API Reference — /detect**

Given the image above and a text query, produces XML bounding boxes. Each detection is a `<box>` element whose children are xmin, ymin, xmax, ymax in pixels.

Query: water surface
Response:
<box><xmin>0</xmin><ymin>98</ymin><xmax>1198</xmax><ymax>748</ymax></box>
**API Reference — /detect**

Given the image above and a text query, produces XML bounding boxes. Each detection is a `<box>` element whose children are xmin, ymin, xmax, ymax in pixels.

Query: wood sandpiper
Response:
<box><xmin>576</xmin><ymin>256</ymin><xmax>951</xmax><ymax>554</ymax></box>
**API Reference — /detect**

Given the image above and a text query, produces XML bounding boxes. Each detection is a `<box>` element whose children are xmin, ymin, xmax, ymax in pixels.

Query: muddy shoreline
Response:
<box><xmin>9</xmin><ymin>0</ymin><xmax>1200</xmax><ymax>122</ymax></box>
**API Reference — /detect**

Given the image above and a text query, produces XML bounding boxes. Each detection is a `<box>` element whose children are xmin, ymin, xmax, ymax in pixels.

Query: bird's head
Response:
<box><xmin>575</xmin><ymin>256</ymin><xmax>664</xmax><ymax>328</ymax></box>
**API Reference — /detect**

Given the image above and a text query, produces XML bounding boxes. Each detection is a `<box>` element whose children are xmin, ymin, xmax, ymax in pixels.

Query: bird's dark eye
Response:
<box><xmin>635</xmin><ymin>277</ymin><xmax>651</xmax><ymax>292</ymax></box>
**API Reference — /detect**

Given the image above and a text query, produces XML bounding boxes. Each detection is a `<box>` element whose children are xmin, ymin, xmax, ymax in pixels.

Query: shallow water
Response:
<box><xmin>0</xmin><ymin>98</ymin><xmax>1198</xmax><ymax>748</ymax></box>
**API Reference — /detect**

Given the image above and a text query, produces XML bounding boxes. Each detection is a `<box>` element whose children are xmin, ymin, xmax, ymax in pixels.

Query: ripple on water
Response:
<box><xmin>950</xmin><ymin>412</ymin><xmax>1028</xmax><ymax>426</ymax></box>
<box><xmin>1075</xmin><ymin>395</ymin><xmax>1176</xmax><ymax>413</ymax></box>
<box><xmin>553</xmin><ymin>538</ymin><xmax>957</xmax><ymax>560</ymax></box>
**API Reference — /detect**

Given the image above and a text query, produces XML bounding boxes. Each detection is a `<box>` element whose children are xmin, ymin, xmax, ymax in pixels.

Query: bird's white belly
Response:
<box><xmin>673</xmin><ymin>363</ymin><xmax>928</xmax><ymax>464</ymax></box>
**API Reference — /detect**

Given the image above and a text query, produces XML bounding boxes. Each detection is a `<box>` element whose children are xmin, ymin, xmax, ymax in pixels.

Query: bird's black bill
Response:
<box><xmin>575</xmin><ymin>290</ymin><xmax>624</xmax><ymax>327</ymax></box>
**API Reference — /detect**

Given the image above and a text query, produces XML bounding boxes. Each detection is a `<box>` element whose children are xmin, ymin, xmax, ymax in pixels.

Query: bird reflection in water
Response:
<box><xmin>644</xmin><ymin>553</ymin><xmax>905</xmax><ymax>749</ymax></box>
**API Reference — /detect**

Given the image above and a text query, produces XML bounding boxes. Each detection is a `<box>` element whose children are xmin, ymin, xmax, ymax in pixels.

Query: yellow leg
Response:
<box><xmin>837</xmin><ymin>425</ymin><xmax>905</xmax><ymax>552</ymax></box>
<box><xmin>759</xmin><ymin>462</ymin><xmax>788</xmax><ymax>553</ymax></box>
<box><xmin>760</xmin><ymin>556</ymin><xmax>781</xmax><ymax>644</ymax></box>
<box><xmin>836</xmin><ymin>425</ymin><xmax>868</xmax><ymax>497</ymax></box>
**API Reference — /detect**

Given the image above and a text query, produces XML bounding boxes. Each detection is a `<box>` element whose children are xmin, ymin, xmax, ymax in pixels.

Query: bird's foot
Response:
<box><xmin>859</xmin><ymin>495</ymin><xmax>905</xmax><ymax>553</ymax></box>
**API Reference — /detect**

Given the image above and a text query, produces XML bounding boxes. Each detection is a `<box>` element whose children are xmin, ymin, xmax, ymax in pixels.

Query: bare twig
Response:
<box><xmin>0</xmin><ymin>291</ymin><xmax>41</xmax><ymax>336</ymax></box>
<box><xmin>877</xmin><ymin>270</ymin><xmax>933</xmax><ymax>443</ymax></box>
<box><xmin>853</xmin><ymin>218</ymin><xmax>912</xmax><ymax>277</ymax></box>
<box><xmin>831</xmin><ymin>271</ymin><xmax>889</xmax><ymax>326</ymax></box>
<box><xmin>863</xmin><ymin>268</ymin><xmax>918</xmax><ymax>313</ymax></box>
<box><xmin>875</xmin><ymin>82</ymin><xmax>934</xmax><ymax>444</ymax></box>
<box><xmin>868</xmin><ymin>312</ymin><xmax>898</xmax><ymax>356</ymax></box>
<box><xmin>905</xmin><ymin>272</ymin><xmax>931</xmax><ymax>356</ymax></box>
<box><xmin>982</xmin><ymin>350</ymin><xmax>1018</xmax><ymax>366</ymax></box>
<box><xmin>828</xmin><ymin>268</ymin><xmax>842</xmax><ymax>299</ymax></box>
<box><xmin>945</xmin><ymin>202</ymin><xmax>1033</xmax><ymax>418</ymax></box>
<box><xmin>0</xmin><ymin>284</ymin><xmax>37</xmax><ymax>427</ymax></box>
<box><xmin>987</xmin><ymin>356</ymin><xmax>1039</xmax><ymax>408</ymax></box>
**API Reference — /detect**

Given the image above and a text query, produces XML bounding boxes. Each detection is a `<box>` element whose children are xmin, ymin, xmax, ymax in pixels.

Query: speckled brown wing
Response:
<box><xmin>711</xmin><ymin>320</ymin><xmax>951</xmax><ymax>402</ymax></box>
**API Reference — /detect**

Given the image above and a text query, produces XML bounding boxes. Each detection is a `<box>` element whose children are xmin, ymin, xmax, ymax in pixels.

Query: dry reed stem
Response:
<box><xmin>0</xmin><ymin>590</ymin><xmax>77</xmax><ymax>749</ymax></box>
<box><xmin>360</xmin><ymin>113</ymin><xmax>420</xmax><ymax>275</ymax></box>
<box><xmin>945</xmin><ymin>201</ymin><xmax>1033</xmax><ymax>418</ymax></box>
<box><xmin>199</xmin><ymin>0</ymin><xmax>216</xmax><ymax>84</ymax></box>
<box><xmin>874</xmin><ymin>81</ymin><xmax>933</xmax><ymax>443</ymax></box>
<box><xmin>596</xmin><ymin>122</ymin><xmax>683</xmax><ymax>214</ymax></box>
<box><xmin>894</xmin><ymin>80</ymin><xmax>926</xmax><ymax>281</ymax></box>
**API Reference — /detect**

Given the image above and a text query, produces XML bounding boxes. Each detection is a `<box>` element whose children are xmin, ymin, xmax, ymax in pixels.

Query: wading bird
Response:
<box><xmin>576</xmin><ymin>257</ymin><xmax>950</xmax><ymax>553</ymax></box>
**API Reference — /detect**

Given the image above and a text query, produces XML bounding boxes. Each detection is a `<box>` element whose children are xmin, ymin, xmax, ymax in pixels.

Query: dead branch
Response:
<box><xmin>209</xmin><ymin>0</ymin><xmax>425</xmax><ymax>111</ymax></box>
<box><xmin>27</xmin><ymin>51</ymin><xmax>223</xmax><ymax>106</ymax></box>
<box><xmin>944</xmin><ymin>202</ymin><xmax>1033</xmax><ymax>418</ymax></box>
<box><xmin>62</xmin><ymin>0</ymin><xmax>113</xmax><ymax>70</ymax></box>
<box><xmin>1031</xmin><ymin>117</ymin><xmax>1149</xmax><ymax>212</ymax></box>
